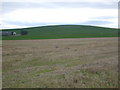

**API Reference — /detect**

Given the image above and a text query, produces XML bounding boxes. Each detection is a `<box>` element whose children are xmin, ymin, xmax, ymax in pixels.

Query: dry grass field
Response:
<box><xmin>2</xmin><ymin>38</ymin><xmax>118</xmax><ymax>88</ymax></box>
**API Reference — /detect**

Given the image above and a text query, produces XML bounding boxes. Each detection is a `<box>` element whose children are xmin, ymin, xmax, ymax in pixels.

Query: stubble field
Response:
<box><xmin>2</xmin><ymin>38</ymin><xmax>118</xmax><ymax>88</ymax></box>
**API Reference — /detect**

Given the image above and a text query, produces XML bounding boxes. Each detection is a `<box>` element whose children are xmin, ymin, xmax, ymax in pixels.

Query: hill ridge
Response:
<box><xmin>2</xmin><ymin>25</ymin><xmax>118</xmax><ymax>31</ymax></box>
<box><xmin>2</xmin><ymin>25</ymin><xmax>118</xmax><ymax>40</ymax></box>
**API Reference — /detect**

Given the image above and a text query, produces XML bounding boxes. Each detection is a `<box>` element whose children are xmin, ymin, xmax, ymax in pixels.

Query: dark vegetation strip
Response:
<box><xmin>2</xmin><ymin>25</ymin><xmax>119</xmax><ymax>40</ymax></box>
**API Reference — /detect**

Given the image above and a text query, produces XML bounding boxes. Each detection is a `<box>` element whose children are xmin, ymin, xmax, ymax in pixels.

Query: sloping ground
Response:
<box><xmin>2</xmin><ymin>38</ymin><xmax>118</xmax><ymax>88</ymax></box>
<box><xmin>2</xmin><ymin>25</ymin><xmax>118</xmax><ymax>40</ymax></box>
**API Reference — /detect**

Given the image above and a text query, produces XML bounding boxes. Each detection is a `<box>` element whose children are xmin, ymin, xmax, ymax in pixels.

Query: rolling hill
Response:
<box><xmin>2</xmin><ymin>25</ymin><xmax>118</xmax><ymax>40</ymax></box>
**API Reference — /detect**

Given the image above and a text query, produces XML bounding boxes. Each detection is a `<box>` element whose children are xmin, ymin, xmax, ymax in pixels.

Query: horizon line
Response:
<box><xmin>1</xmin><ymin>24</ymin><xmax>118</xmax><ymax>30</ymax></box>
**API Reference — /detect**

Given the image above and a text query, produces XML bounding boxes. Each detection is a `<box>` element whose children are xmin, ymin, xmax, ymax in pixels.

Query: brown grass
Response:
<box><xmin>2</xmin><ymin>38</ymin><xmax>118</xmax><ymax>88</ymax></box>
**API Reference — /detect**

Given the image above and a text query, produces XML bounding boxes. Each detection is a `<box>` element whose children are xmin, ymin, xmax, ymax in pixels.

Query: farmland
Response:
<box><xmin>2</xmin><ymin>37</ymin><xmax>118</xmax><ymax>88</ymax></box>
<box><xmin>2</xmin><ymin>25</ymin><xmax>118</xmax><ymax>40</ymax></box>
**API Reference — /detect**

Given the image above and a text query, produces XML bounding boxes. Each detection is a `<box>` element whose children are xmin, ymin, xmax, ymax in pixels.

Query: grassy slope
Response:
<box><xmin>2</xmin><ymin>25</ymin><xmax>118</xmax><ymax>40</ymax></box>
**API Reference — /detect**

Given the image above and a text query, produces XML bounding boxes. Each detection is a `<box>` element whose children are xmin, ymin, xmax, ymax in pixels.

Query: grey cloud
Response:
<box><xmin>2</xmin><ymin>1</ymin><xmax>118</xmax><ymax>14</ymax></box>
<box><xmin>82</xmin><ymin>20</ymin><xmax>112</xmax><ymax>25</ymax></box>
<box><xmin>1</xmin><ymin>2</ymin><xmax>51</xmax><ymax>14</ymax></box>
<box><xmin>52</xmin><ymin>2</ymin><xmax>117</xmax><ymax>9</ymax></box>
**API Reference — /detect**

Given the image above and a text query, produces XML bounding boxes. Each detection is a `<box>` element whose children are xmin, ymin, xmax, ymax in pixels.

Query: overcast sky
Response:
<box><xmin>1</xmin><ymin>0</ymin><xmax>119</xmax><ymax>29</ymax></box>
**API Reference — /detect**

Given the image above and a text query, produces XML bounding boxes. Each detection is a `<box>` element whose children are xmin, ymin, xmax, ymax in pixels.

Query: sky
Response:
<box><xmin>1</xmin><ymin>0</ymin><xmax>119</xmax><ymax>29</ymax></box>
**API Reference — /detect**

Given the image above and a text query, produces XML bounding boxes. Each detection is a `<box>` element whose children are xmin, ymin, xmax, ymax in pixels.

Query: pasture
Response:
<box><xmin>2</xmin><ymin>25</ymin><xmax>118</xmax><ymax>40</ymax></box>
<box><xmin>2</xmin><ymin>38</ymin><xmax>118</xmax><ymax>88</ymax></box>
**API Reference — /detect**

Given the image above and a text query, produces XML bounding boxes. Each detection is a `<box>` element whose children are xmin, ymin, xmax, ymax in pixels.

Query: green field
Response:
<box><xmin>2</xmin><ymin>25</ymin><xmax>118</xmax><ymax>40</ymax></box>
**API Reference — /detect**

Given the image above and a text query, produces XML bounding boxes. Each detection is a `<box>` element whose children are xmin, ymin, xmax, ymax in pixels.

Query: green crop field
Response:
<box><xmin>2</xmin><ymin>25</ymin><xmax>118</xmax><ymax>40</ymax></box>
